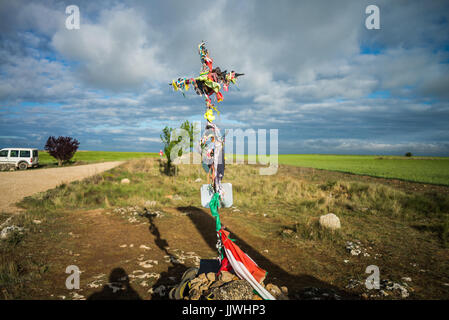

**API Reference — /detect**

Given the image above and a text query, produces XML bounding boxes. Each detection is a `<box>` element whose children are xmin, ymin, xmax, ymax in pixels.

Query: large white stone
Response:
<box><xmin>319</xmin><ymin>213</ymin><xmax>341</xmax><ymax>230</ymax></box>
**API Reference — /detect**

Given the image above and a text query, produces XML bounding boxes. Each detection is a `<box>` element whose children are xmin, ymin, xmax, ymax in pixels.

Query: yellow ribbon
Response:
<box><xmin>204</xmin><ymin>109</ymin><xmax>215</xmax><ymax>122</ymax></box>
<box><xmin>172</xmin><ymin>80</ymin><xmax>178</xmax><ymax>91</ymax></box>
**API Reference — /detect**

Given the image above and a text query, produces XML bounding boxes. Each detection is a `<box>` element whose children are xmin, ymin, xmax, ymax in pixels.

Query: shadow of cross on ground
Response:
<box><xmin>177</xmin><ymin>206</ymin><xmax>357</xmax><ymax>300</ymax></box>
<box><xmin>140</xmin><ymin>208</ymin><xmax>191</xmax><ymax>300</ymax></box>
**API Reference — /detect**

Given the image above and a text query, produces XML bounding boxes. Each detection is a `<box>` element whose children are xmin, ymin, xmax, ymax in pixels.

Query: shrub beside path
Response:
<box><xmin>0</xmin><ymin>161</ymin><xmax>124</xmax><ymax>212</ymax></box>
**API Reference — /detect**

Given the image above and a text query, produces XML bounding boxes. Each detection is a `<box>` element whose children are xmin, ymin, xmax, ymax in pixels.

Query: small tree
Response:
<box><xmin>45</xmin><ymin>136</ymin><xmax>80</xmax><ymax>166</ymax></box>
<box><xmin>160</xmin><ymin>122</ymin><xmax>196</xmax><ymax>175</ymax></box>
<box><xmin>160</xmin><ymin>126</ymin><xmax>180</xmax><ymax>174</ymax></box>
<box><xmin>405</xmin><ymin>152</ymin><xmax>413</xmax><ymax>157</ymax></box>
<box><xmin>180</xmin><ymin>120</ymin><xmax>195</xmax><ymax>151</ymax></box>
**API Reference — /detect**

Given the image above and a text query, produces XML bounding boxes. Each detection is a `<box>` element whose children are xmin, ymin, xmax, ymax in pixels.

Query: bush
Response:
<box><xmin>45</xmin><ymin>136</ymin><xmax>80</xmax><ymax>166</ymax></box>
<box><xmin>405</xmin><ymin>152</ymin><xmax>413</xmax><ymax>157</ymax></box>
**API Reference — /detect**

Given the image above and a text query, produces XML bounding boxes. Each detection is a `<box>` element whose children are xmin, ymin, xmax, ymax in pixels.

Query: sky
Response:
<box><xmin>1</xmin><ymin>0</ymin><xmax>449</xmax><ymax>155</ymax></box>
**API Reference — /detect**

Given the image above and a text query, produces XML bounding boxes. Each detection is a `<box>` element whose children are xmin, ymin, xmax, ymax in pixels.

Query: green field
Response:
<box><xmin>39</xmin><ymin>151</ymin><xmax>449</xmax><ymax>186</ymax></box>
<box><xmin>278</xmin><ymin>154</ymin><xmax>449</xmax><ymax>186</ymax></box>
<box><xmin>38</xmin><ymin>150</ymin><xmax>158</xmax><ymax>165</ymax></box>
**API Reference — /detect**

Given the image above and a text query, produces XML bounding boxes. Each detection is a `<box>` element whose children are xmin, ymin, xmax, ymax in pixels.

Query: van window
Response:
<box><xmin>10</xmin><ymin>150</ymin><xmax>19</xmax><ymax>157</ymax></box>
<box><xmin>20</xmin><ymin>150</ymin><xmax>31</xmax><ymax>157</ymax></box>
<box><xmin>33</xmin><ymin>150</ymin><xmax>38</xmax><ymax>157</ymax></box>
<box><xmin>0</xmin><ymin>150</ymin><xmax>7</xmax><ymax>157</ymax></box>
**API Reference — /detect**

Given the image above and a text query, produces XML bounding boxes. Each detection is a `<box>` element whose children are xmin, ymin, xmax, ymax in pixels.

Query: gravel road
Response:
<box><xmin>0</xmin><ymin>161</ymin><xmax>124</xmax><ymax>212</ymax></box>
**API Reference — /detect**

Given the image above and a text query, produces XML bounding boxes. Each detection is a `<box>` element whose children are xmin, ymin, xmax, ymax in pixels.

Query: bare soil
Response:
<box><xmin>13</xmin><ymin>206</ymin><xmax>351</xmax><ymax>300</ymax></box>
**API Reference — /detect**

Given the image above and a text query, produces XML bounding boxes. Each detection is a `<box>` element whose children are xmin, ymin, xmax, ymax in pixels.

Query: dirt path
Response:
<box><xmin>0</xmin><ymin>162</ymin><xmax>124</xmax><ymax>212</ymax></box>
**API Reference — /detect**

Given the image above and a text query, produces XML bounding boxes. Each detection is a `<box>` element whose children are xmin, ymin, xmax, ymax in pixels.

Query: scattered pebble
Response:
<box><xmin>0</xmin><ymin>225</ymin><xmax>24</xmax><ymax>239</ymax></box>
<box><xmin>138</xmin><ymin>259</ymin><xmax>158</xmax><ymax>268</ymax></box>
<box><xmin>163</xmin><ymin>249</ymin><xmax>201</xmax><ymax>266</ymax></box>
<box><xmin>346</xmin><ymin>278</ymin><xmax>413</xmax><ymax>299</ymax></box>
<box><xmin>345</xmin><ymin>240</ymin><xmax>378</xmax><ymax>258</ymax></box>
<box><xmin>402</xmin><ymin>277</ymin><xmax>412</xmax><ymax>282</ymax></box>
<box><xmin>121</xmin><ymin>178</ymin><xmax>130</xmax><ymax>184</ymax></box>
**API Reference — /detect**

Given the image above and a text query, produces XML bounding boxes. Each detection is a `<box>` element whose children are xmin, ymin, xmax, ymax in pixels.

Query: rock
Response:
<box><xmin>402</xmin><ymin>277</ymin><xmax>412</xmax><ymax>282</ymax></box>
<box><xmin>1</xmin><ymin>225</ymin><xmax>24</xmax><ymax>239</ymax></box>
<box><xmin>172</xmin><ymin>194</ymin><xmax>182</xmax><ymax>201</ymax></box>
<box><xmin>345</xmin><ymin>240</ymin><xmax>364</xmax><ymax>256</ymax></box>
<box><xmin>209</xmin><ymin>280</ymin><xmax>224</xmax><ymax>289</ymax></box>
<box><xmin>121</xmin><ymin>178</ymin><xmax>130</xmax><ymax>184</ymax></box>
<box><xmin>319</xmin><ymin>213</ymin><xmax>341</xmax><ymax>230</ymax></box>
<box><xmin>266</xmin><ymin>284</ymin><xmax>280</xmax><ymax>294</ymax></box>
<box><xmin>195</xmin><ymin>178</ymin><xmax>202</xmax><ymax>183</ymax></box>
<box><xmin>209</xmin><ymin>280</ymin><xmax>254</xmax><ymax>300</ymax></box>
<box><xmin>197</xmin><ymin>273</ymin><xmax>207</xmax><ymax>282</ymax></box>
<box><xmin>206</xmin><ymin>272</ymin><xmax>216</xmax><ymax>282</ymax></box>
<box><xmin>280</xmin><ymin>286</ymin><xmax>288</xmax><ymax>295</ymax></box>
<box><xmin>219</xmin><ymin>271</ymin><xmax>234</xmax><ymax>283</ymax></box>
<box><xmin>266</xmin><ymin>284</ymin><xmax>288</xmax><ymax>300</ymax></box>
<box><xmin>33</xmin><ymin>220</ymin><xmax>42</xmax><ymax>224</ymax></box>
<box><xmin>199</xmin><ymin>282</ymin><xmax>212</xmax><ymax>292</ymax></box>
<box><xmin>266</xmin><ymin>283</ymin><xmax>281</xmax><ymax>296</ymax></box>
<box><xmin>71</xmin><ymin>292</ymin><xmax>86</xmax><ymax>300</ymax></box>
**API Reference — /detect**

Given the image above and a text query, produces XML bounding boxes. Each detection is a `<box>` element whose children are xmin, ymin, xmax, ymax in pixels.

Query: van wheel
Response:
<box><xmin>18</xmin><ymin>162</ymin><xmax>28</xmax><ymax>170</ymax></box>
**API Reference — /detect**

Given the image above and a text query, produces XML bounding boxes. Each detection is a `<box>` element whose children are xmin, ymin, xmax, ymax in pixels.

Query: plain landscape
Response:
<box><xmin>1</xmin><ymin>151</ymin><xmax>449</xmax><ymax>300</ymax></box>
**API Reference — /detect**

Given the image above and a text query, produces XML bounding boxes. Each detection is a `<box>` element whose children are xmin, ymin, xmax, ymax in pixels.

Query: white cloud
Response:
<box><xmin>52</xmin><ymin>6</ymin><xmax>168</xmax><ymax>90</ymax></box>
<box><xmin>137</xmin><ymin>137</ymin><xmax>160</xmax><ymax>143</ymax></box>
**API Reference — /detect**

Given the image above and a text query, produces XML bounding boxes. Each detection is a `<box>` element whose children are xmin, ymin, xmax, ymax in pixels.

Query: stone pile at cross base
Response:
<box><xmin>169</xmin><ymin>268</ymin><xmax>289</xmax><ymax>300</ymax></box>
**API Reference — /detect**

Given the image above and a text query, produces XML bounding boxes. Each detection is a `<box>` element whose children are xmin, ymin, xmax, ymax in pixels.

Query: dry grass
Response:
<box><xmin>16</xmin><ymin>158</ymin><xmax>449</xmax><ymax>247</ymax></box>
<box><xmin>2</xmin><ymin>158</ymin><xmax>449</xmax><ymax>299</ymax></box>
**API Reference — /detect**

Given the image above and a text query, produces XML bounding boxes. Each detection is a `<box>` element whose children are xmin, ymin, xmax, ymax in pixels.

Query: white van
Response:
<box><xmin>0</xmin><ymin>148</ymin><xmax>39</xmax><ymax>170</ymax></box>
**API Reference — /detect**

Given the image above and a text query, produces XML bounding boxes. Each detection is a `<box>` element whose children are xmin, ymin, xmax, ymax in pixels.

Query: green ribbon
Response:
<box><xmin>209</xmin><ymin>192</ymin><xmax>221</xmax><ymax>231</ymax></box>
